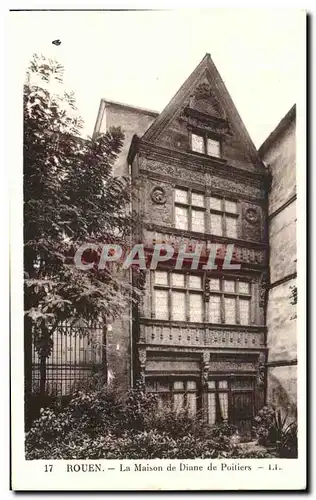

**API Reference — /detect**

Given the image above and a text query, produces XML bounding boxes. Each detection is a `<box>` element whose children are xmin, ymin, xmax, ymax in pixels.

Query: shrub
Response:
<box><xmin>25</xmin><ymin>379</ymin><xmax>235</xmax><ymax>459</ymax></box>
<box><xmin>27</xmin><ymin>380</ymin><xmax>295</xmax><ymax>460</ymax></box>
<box><xmin>145</xmin><ymin>406</ymin><xmax>206</xmax><ymax>439</ymax></box>
<box><xmin>253</xmin><ymin>406</ymin><xmax>298</xmax><ymax>458</ymax></box>
<box><xmin>223</xmin><ymin>447</ymin><xmax>278</xmax><ymax>459</ymax></box>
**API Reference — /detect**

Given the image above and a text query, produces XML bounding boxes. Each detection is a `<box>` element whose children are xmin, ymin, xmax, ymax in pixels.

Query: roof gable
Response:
<box><xmin>142</xmin><ymin>54</ymin><xmax>265</xmax><ymax>172</ymax></box>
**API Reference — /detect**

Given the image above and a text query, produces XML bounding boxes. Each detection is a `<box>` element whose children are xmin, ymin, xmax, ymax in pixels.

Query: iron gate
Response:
<box><xmin>31</xmin><ymin>321</ymin><xmax>105</xmax><ymax>397</ymax></box>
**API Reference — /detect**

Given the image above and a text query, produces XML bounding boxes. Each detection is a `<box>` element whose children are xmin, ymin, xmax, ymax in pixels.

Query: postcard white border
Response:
<box><xmin>8</xmin><ymin>6</ymin><xmax>307</xmax><ymax>492</ymax></box>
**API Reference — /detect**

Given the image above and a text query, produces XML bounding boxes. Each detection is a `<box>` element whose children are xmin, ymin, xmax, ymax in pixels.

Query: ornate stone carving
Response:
<box><xmin>144</xmin><ymin>229</ymin><xmax>267</xmax><ymax>267</ymax></box>
<box><xmin>245</xmin><ymin>207</ymin><xmax>259</xmax><ymax>224</ymax></box>
<box><xmin>242</xmin><ymin>202</ymin><xmax>263</xmax><ymax>242</ymax></box>
<box><xmin>256</xmin><ymin>352</ymin><xmax>266</xmax><ymax>388</ymax></box>
<box><xmin>202</xmin><ymin>351</ymin><xmax>210</xmax><ymax>387</ymax></box>
<box><xmin>151</xmin><ymin>186</ymin><xmax>166</xmax><ymax>204</ymax></box>
<box><xmin>180</xmin><ymin>110</ymin><xmax>231</xmax><ymax>136</ymax></box>
<box><xmin>138</xmin><ymin>349</ymin><xmax>147</xmax><ymax>384</ymax></box>
<box><xmin>191</xmin><ymin>83</ymin><xmax>225</xmax><ymax>119</ymax></box>
<box><xmin>138</xmin><ymin>270</ymin><xmax>146</xmax><ymax>290</ymax></box>
<box><xmin>204</xmin><ymin>278</ymin><xmax>210</xmax><ymax>302</ymax></box>
<box><xmin>209</xmin><ymin>358</ymin><xmax>256</xmax><ymax>372</ymax></box>
<box><xmin>143</xmin><ymin>323</ymin><xmax>265</xmax><ymax>349</ymax></box>
<box><xmin>259</xmin><ymin>272</ymin><xmax>269</xmax><ymax>307</ymax></box>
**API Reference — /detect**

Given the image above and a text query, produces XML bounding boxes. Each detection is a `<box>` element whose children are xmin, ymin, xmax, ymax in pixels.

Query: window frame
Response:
<box><xmin>190</xmin><ymin>130</ymin><xmax>222</xmax><ymax>159</ymax></box>
<box><xmin>153</xmin><ymin>271</ymin><xmax>205</xmax><ymax>322</ymax></box>
<box><xmin>174</xmin><ymin>188</ymin><xmax>206</xmax><ymax>233</ymax></box>
<box><xmin>173</xmin><ymin>188</ymin><xmax>240</xmax><ymax>238</ymax></box>
<box><xmin>207</xmin><ymin>377</ymin><xmax>255</xmax><ymax>425</ymax></box>
<box><xmin>208</xmin><ymin>278</ymin><xmax>252</xmax><ymax>325</ymax></box>
<box><xmin>209</xmin><ymin>196</ymin><xmax>239</xmax><ymax>238</ymax></box>
<box><xmin>147</xmin><ymin>378</ymin><xmax>200</xmax><ymax>415</ymax></box>
<box><xmin>153</xmin><ymin>271</ymin><xmax>253</xmax><ymax>326</ymax></box>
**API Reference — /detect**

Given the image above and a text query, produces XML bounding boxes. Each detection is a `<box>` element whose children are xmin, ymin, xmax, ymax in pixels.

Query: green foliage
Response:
<box><xmin>253</xmin><ymin>406</ymin><xmax>298</xmax><ymax>458</ymax></box>
<box><xmin>24</xmin><ymin>54</ymin><xmax>138</xmax><ymax>359</ymax></box>
<box><xmin>25</xmin><ymin>380</ymin><xmax>236</xmax><ymax>460</ymax></box>
<box><xmin>223</xmin><ymin>447</ymin><xmax>277</xmax><ymax>459</ymax></box>
<box><xmin>27</xmin><ymin>379</ymin><xmax>298</xmax><ymax>460</ymax></box>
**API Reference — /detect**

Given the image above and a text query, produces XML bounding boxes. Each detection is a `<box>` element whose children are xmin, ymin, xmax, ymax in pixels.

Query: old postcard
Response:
<box><xmin>9</xmin><ymin>7</ymin><xmax>307</xmax><ymax>491</ymax></box>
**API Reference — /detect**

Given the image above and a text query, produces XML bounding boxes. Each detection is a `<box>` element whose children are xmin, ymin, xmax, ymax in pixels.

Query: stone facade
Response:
<box><xmin>93</xmin><ymin>54</ymin><xmax>275</xmax><ymax>429</ymax></box>
<box><xmin>259</xmin><ymin>105</ymin><xmax>297</xmax><ymax>419</ymax></box>
<box><xmin>30</xmin><ymin>57</ymin><xmax>297</xmax><ymax>427</ymax></box>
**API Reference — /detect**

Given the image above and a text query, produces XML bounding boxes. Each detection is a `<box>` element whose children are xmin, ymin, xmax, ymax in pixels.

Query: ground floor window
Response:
<box><xmin>146</xmin><ymin>379</ymin><xmax>199</xmax><ymax>417</ymax></box>
<box><xmin>146</xmin><ymin>377</ymin><xmax>255</xmax><ymax>428</ymax></box>
<box><xmin>207</xmin><ymin>378</ymin><xmax>255</xmax><ymax>429</ymax></box>
<box><xmin>207</xmin><ymin>380</ymin><xmax>229</xmax><ymax>424</ymax></box>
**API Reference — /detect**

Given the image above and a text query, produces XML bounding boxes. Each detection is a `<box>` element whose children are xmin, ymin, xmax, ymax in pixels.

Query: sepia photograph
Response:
<box><xmin>9</xmin><ymin>7</ymin><xmax>306</xmax><ymax>491</ymax></box>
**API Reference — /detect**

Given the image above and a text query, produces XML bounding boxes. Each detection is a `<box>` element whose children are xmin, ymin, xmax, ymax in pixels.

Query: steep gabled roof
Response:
<box><xmin>258</xmin><ymin>104</ymin><xmax>296</xmax><ymax>156</ymax></box>
<box><xmin>142</xmin><ymin>53</ymin><xmax>265</xmax><ymax>171</ymax></box>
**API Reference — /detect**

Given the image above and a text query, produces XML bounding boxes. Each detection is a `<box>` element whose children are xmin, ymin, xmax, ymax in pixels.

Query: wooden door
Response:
<box><xmin>232</xmin><ymin>391</ymin><xmax>254</xmax><ymax>431</ymax></box>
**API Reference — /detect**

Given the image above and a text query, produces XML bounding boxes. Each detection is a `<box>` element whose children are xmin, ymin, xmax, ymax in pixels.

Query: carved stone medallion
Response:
<box><xmin>151</xmin><ymin>186</ymin><xmax>166</xmax><ymax>205</ymax></box>
<box><xmin>245</xmin><ymin>207</ymin><xmax>259</xmax><ymax>224</ymax></box>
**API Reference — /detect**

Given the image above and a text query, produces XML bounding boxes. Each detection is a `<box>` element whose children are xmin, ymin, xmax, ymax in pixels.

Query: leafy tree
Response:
<box><xmin>24</xmin><ymin>54</ymin><xmax>137</xmax><ymax>408</ymax></box>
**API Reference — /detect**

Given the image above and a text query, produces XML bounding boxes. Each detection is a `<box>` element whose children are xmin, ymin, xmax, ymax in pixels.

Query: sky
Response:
<box><xmin>9</xmin><ymin>9</ymin><xmax>305</xmax><ymax>148</ymax></box>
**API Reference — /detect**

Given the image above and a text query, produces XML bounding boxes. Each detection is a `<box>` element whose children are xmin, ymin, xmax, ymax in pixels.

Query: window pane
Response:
<box><xmin>219</xmin><ymin>393</ymin><xmax>229</xmax><ymax>420</ymax></box>
<box><xmin>239</xmin><ymin>298</ymin><xmax>250</xmax><ymax>325</ymax></box>
<box><xmin>210</xmin><ymin>213</ymin><xmax>223</xmax><ymax>235</ymax></box>
<box><xmin>218</xmin><ymin>380</ymin><xmax>228</xmax><ymax>389</ymax></box>
<box><xmin>209</xmin><ymin>278</ymin><xmax>220</xmax><ymax>291</ymax></box>
<box><xmin>146</xmin><ymin>381</ymin><xmax>156</xmax><ymax>392</ymax></box>
<box><xmin>192</xmin><ymin>209</ymin><xmax>205</xmax><ymax>232</ymax></box>
<box><xmin>191</xmin><ymin>133</ymin><xmax>204</xmax><ymax>153</ymax></box>
<box><xmin>210</xmin><ymin>196</ymin><xmax>222</xmax><ymax>211</ymax></box>
<box><xmin>226</xmin><ymin>216</ymin><xmax>237</xmax><ymax>238</ymax></box>
<box><xmin>173</xmin><ymin>381</ymin><xmax>184</xmax><ymax>390</ymax></box>
<box><xmin>172</xmin><ymin>291</ymin><xmax>186</xmax><ymax>321</ymax></box>
<box><xmin>155</xmin><ymin>271</ymin><xmax>168</xmax><ymax>286</ymax></box>
<box><xmin>239</xmin><ymin>281</ymin><xmax>250</xmax><ymax>294</ymax></box>
<box><xmin>207</xmin><ymin>380</ymin><xmax>216</xmax><ymax>389</ymax></box>
<box><xmin>175</xmin><ymin>188</ymin><xmax>188</xmax><ymax>204</ymax></box>
<box><xmin>225</xmin><ymin>297</ymin><xmax>236</xmax><ymax>324</ymax></box>
<box><xmin>175</xmin><ymin>206</ymin><xmax>189</xmax><ymax>230</ymax></box>
<box><xmin>157</xmin><ymin>394</ymin><xmax>172</xmax><ymax>411</ymax></box>
<box><xmin>225</xmin><ymin>200</ymin><xmax>238</xmax><ymax>214</ymax></box>
<box><xmin>187</xmin><ymin>381</ymin><xmax>197</xmax><ymax>390</ymax></box>
<box><xmin>191</xmin><ymin>192</ymin><xmax>205</xmax><ymax>207</ymax></box>
<box><xmin>172</xmin><ymin>273</ymin><xmax>185</xmax><ymax>287</ymax></box>
<box><xmin>173</xmin><ymin>393</ymin><xmax>185</xmax><ymax>413</ymax></box>
<box><xmin>224</xmin><ymin>280</ymin><xmax>235</xmax><ymax>293</ymax></box>
<box><xmin>207</xmin><ymin>138</ymin><xmax>221</xmax><ymax>158</ymax></box>
<box><xmin>187</xmin><ymin>393</ymin><xmax>197</xmax><ymax>417</ymax></box>
<box><xmin>155</xmin><ymin>290</ymin><xmax>169</xmax><ymax>319</ymax></box>
<box><xmin>189</xmin><ymin>293</ymin><xmax>203</xmax><ymax>322</ymax></box>
<box><xmin>208</xmin><ymin>393</ymin><xmax>216</xmax><ymax>424</ymax></box>
<box><xmin>209</xmin><ymin>295</ymin><xmax>221</xmax><ymax>323</ymax></box>
<box><xmin>157</xmin><ymin>381</ymin><xmax>170</xmax><ymax>392</ymax></box>
<box><xmin>189</xmin><ymin>275</ymin><xmax>202</xmax><ymax>289</ymax></box>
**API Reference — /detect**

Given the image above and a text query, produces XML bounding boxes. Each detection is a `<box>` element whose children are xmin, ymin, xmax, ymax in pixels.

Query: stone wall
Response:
<box><xmin>265</xmin><ymin>119</ymin><xmax>296</xmax><ymax>216</ymax></box>
<box><xmin>96</xmin><ymin>101</ymin><xmax>157</xmax><ymax>176</ymax></box>
<box><xmin>261</xmin><ymin>107</ymin><xmax>297</xmax><ymax>418</ymax></box>
<box><xmin>269</xmin><ymin>200</ymin><xmax>296</xmax><ymax>283</ymax></box>
<box><xmin>96</xmin><ymin>103</ymin><xmax>156</xmax><ymax>388</ymax></box>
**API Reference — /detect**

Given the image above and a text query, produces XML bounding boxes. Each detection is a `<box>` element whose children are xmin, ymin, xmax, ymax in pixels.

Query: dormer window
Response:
<box><xmin>191</xmin><ymin>132</ymin><xmax>221</xmax><ymax>158</ymax></box>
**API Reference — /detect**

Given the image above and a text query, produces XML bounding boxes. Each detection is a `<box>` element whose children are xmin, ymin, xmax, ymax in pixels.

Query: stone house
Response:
<box><xmin>93</xmin><ymin>53</ymin><xmax>272</xmax><ymax>429</ymax></box>
<box><xmin>32</xmin><ymin>54</ymin><xmax>297</xmax><ymax>427</ymax></box>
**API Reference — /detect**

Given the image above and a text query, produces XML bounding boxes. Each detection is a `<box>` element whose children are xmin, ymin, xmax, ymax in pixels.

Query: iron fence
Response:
<box><xmin>31</xmin><ymin>322</ymin><xmax>105</xmax><ymax>397</ymax></box>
